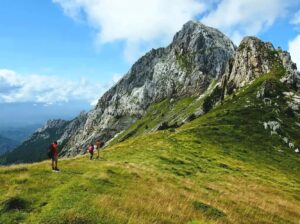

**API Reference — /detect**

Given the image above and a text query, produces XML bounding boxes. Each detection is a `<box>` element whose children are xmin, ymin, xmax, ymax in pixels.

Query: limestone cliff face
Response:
<box><xmin>59</xmin><ymin>21</ymin><xmax>236</xmax><ymax>156</ymax></box>
<box><xmin>279</xmin><ymin>51</ymin><xmax>300</xmax><ymax>89</ymax></box>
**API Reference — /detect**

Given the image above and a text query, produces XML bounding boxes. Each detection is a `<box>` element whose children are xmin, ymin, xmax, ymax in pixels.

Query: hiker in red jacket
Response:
<box><xmin>51</xmin><ymin>141</ymin><xmax>60</xmax><ymax>171</ymax></box>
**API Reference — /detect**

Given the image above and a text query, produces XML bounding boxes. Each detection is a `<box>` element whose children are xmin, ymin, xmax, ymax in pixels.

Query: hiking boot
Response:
<box><xmin>55</xmin><ymin>168</ymin><xmax>60</xmax><ymax>171</ymax></box>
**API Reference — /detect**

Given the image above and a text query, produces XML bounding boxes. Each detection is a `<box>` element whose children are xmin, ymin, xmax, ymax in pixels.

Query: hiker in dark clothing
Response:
<box><xmin>88</xmin><ymin>144</ymin><xmax>94</xmax><ymax>160</ymax></box>
<box><xmin>50</xmin><ymin>141</ymin><xmax>60</xmax><ymax>172</ymax></box>
<box><xmin>95</xmin><ymin>140</ymin><xmax>104</xmax><ymax>159</ymax></box>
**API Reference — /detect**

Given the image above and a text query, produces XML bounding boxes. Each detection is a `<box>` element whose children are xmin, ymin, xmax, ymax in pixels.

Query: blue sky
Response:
<box><xmin>0</xmin><ymin>0</ymin><xmax>300</xmax><ymax>125</ymax></box>
<box><xmin>0</xmin><ymin>0</ymin><xmax>128</xmax><ymax>83</ymax></box>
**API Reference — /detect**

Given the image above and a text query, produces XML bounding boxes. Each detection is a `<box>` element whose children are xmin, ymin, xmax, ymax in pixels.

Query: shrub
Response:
<box><xmin>2</xmin><ymin>197</ymin><xmax>29</xmax><ymax>212</ymax></box>
<box><xmin>203</xmin><ymin>86</ymin><xmax>223</xmax><ymax>113</ymax></box>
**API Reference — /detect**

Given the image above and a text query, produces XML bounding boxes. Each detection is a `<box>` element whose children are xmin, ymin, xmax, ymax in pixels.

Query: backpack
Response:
<box><xmin>99</xmin><ymin>141</ymin><xmax>105</xmax><ymax>148</ymax></box>
<box><xmin>88</xmin><ymin>145</ymin><xmax>94</xmax><ymax>153</ymax></box>
<box><xmin>47</xmin><ymin>144</ymin><xmax>53</xmax><ymax>158</ymax></box>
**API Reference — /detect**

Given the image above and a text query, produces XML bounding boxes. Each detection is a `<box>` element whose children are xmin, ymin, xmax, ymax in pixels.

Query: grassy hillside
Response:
<box><xmin>1</xmin><ymin>68</ymin><xmax>300</xmax><ymax>223</ymax></box>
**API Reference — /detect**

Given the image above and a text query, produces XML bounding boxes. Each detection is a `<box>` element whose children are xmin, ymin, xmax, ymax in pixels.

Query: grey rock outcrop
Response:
<box><xmin>58</xmin><ymin>111</ymin><xmax>88</xmax><ymax>156</ymax></box>
<box><xmin>221</xmin><ymin>37</ymin><xmax>300</xmax><ymax>96</ymax></box>
<box><xmin>59</xmin><ymin>21</ymin><xmax>236</xmax><ymax>156</ymax></box>
<box><xmin>279</xmin><ymin>51</ymin><xmax>300</xmax><ymax>89</ymax></box>
<box><xmin>221</xmin><ymin>37</ymin><xmax>275</xmax><ymax>95</ymax></box>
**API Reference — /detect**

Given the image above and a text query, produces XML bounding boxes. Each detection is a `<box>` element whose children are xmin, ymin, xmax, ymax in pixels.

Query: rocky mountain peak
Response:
<box><xmin>171</xmin><ymin>21</ymin><xmax>236</xmax><ymax>79</ymax></box>
<box><xmin>172</xmin><ymin>20</ymin><xmax>236</xmax><ymax>52</ymax></box>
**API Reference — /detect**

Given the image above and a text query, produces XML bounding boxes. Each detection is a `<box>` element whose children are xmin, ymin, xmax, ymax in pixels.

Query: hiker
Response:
<box><xmin>95</xmin><ymin>140</ymin><xmax>104</xmax><ymax>159</ymax></box>
<box><xmin>88</xmin><ymin>144</ymin><xmax>94</xmax><ymax>160</ymax></box>
<box><xmin>49</xmin><ymin>141</ymin><xmax>60</xmax><ymax>172</ymax></box>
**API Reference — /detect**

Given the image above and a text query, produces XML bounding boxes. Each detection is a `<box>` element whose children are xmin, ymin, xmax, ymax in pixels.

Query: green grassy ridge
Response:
<box><xmin>1</xmin><ymin>66</ymin><xmax>300</xmax><ymax>223</ymax></box>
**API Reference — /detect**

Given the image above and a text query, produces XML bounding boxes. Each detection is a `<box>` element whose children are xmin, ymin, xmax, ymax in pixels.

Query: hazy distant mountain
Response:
<box><xmin>0</xmin><ymin>135</ymin><xmax>18</xmax><ymax>155</ymax></box>
<box><xmin>0</xmin><ymin>124</ymin><xmax>42</xmax><ymax>143</ymax></box>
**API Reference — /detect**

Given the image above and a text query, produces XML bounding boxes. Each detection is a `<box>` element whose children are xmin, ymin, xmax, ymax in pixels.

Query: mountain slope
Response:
<box><xmin>104</xmin><ymin>36</ymin><xmax>300</xmax><ymax>150</ymax></box>
<box><xmin>57</xmin><ymin>21</ymin><xmax>300</xmax><ymax>157</ymax></box>
<box><xmin>59</xmin><ymin>21</ymin><xmax>236</xmax><ymax>156</ymax></box>
<box><xmin>0</xmin><ymin>70</ymin><xmax>299</xmax><ymax>223</ymax></box>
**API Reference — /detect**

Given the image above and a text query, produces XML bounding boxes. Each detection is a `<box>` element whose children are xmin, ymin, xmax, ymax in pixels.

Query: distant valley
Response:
<box><xmin>0</xmin><ymin>135</ymin><xmax>18</xmax><ymax>155</ymax></box>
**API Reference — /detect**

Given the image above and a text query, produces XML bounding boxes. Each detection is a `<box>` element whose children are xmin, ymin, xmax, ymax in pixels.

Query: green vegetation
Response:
<box><xmin>192</xmin><ymin>201</ymin><xmax>226</xmax><ymax>219</ymax></box>
<box><xmin>0</xmin><ymin>63</ymin><xmax>300</xmax><ymax>223</ymax></box>
<box><xmin>202</xmin><ymin>85</ymin><xmax>223</xmax><ymax>113</ymax></box>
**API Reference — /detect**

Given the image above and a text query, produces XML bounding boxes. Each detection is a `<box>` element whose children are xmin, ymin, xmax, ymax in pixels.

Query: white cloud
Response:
<box><xmin>202</xmin><ymin>0</ymin><xmax>294</xmax><ymax>44</ymax></box>
<box><xmin>53</xmin><ymin>0</ymin><xmax>205</xmax><ymax>62</ymax></box>
<box><xmin>291</xmin><ymin>10</ymin><xmax>300</xmax><ymax>25</ymax></box>
<box><xmin>288</xmin><ymin>35</ymin><xmax>300</xmax><ymax>70</ymax></box>
<box><xmin>0</xmin><ymin>69</ymin><xmax>106</xmax><ymax>106</ymax></box>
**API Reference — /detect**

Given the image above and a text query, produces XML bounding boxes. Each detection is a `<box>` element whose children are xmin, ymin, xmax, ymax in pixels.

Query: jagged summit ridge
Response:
<box><xmin>36</xmin><ymin>119</ymin><xmax>67</xmax><ymax>133</ymax></box>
